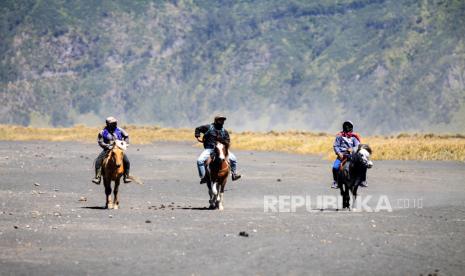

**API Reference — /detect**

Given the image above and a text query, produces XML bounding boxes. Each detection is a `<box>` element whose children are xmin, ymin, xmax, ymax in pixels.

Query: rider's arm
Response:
<box><xmin>333</xmin><ymin>135</ymin><xmax>342</xmax><ymax>155</ymax></box>
<box><xmin>98</xmin><ymin>131</ymin><xmax>111</xmax><ymax>150</ymax></box>
<box><xmin>119</xmin><ymin>128</ymin><xmax>130</xmax><ymax>144</ymax></box>
<box><xmin>333</xmin><ymin>135</ymin><xmax>345</xmax><ymax>158</ymax></box>
<box><xmin>194</xmin><ymin>125</ymin><xmax>210</xmax><ymax>138</ymax></box>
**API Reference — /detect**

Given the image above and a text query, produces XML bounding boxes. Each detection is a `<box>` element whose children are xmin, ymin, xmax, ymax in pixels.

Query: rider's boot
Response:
<box><xmin>92</xmin><ymin>168</ymin><xmax>102</xmax><ymax>185</ymax></box>
<box><xmin>122</xmin><ymin>156</ymin><xmax>132</xmax><ymax>183</ymax></box>
<box><xmin>123</xmin><ymin>173</ymin><xmax>132</xmax><ymax>183</ymax></box>
<box><xmin>331</xmin><ymin>181</ymin><xmax>338</xmax><ymax>189</ymax></box>
<box><xmin>231</xmin><ymin>172</ymin><xmax>241</xmax><ymax>181</ymax></box>
<box><xmin>331</xmin><ymin>168</ymin><xmax>338</xmax><ymax>189</ymax></box>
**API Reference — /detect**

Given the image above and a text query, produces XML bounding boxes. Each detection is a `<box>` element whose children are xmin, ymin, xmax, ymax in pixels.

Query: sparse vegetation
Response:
<box><xmin>1</xmin><ymin>125</ymin><xmax>463</xmax><ymax>161</ymax></box>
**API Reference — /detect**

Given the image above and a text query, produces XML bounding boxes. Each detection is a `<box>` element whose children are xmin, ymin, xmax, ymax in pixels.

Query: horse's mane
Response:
<box><xmin>216</xmin><ymin>138</ymin><xmax>230</xmax><ymax>156</ymax></box>
<box><xmin>358</xmin><ymin>144</ymin><xmax>372</xmax><ymax>154</ymax></box>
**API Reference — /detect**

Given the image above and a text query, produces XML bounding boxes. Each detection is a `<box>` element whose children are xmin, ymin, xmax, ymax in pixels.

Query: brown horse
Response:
<box><xmin>102</xmin><ymin>140</ymin><xmax>127</xmax><ymax>209</ymax></box>
<box><xmin>206</xmin><ymin>141</ymin><xmax>230</xmax><ymax>210</ymax></box>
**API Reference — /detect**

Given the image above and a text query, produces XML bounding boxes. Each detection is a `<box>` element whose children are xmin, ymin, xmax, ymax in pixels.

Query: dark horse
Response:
<box><xmin>205</xmin><ymin>140</ymin><xmax>230</xmax><ymax>210</ymax></box>
<box><xmin>337</xmin><ymin>144</ymin><xmax>373</xmax><ymax>210</ymax></box>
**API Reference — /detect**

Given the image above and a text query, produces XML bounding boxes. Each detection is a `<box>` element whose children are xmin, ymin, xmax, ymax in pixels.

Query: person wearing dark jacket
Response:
<box><xmin>195</xmin><ymin>115</ymin><xmax>241</xmax><ymax>184</ymax></box>
<box><xmin>92</xmin><ymin>116</ymin><xmax>131</xmax><ymax>184</ymax></box>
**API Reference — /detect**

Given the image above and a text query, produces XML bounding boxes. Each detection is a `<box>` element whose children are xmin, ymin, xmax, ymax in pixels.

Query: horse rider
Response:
<box><xmin>92</xmin><ymin>116</ymin><xmax>132</xmax><ymax>184</ymax></box>
<box><xmin>195</xmin><ymin>115</ymin><xmax>242</xmax><ymax>184</ymax></box>
<box><xmin>331</xmin><ymin>120</ymin><xmax>368</xmax><ymax>189</ymax></box>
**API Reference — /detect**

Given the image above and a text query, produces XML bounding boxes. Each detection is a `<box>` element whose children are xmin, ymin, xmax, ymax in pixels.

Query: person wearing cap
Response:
<box><xmin>92</xmin><ymin>116</ymin><xmax>132</xmax><ymax>184</ymax></box>
<box><xmin>194</xmin><ymin>115</ymin><xmax>242</xmax><ymax>184</ymax></box>
<box><xmin>331</xmin><ymin>121</ymin><xmax>368</xmax><ymax>188</ymax></box>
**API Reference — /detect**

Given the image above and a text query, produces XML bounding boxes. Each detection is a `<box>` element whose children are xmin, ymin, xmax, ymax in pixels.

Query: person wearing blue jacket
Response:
<box><xmin>331</xmin><ymin>121</ymin><xmax>367</xmax><ymax>188</ymax></box>
<box><xmin>92</xmin><ymin>117</ymin><xmax>131</xmax><ymax>184</ymax></box>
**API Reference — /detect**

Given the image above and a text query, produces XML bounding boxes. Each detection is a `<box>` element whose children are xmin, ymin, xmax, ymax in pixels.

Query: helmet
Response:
<box><xmin>106</xmin><ymin>116</ymin><xmax>117</xmax><ymax>125</ymax></box>
<box><xmin>342</xmin><ymin>121</ymin><xmax>353</xmax><ymax>132</ymax></box>
<box><xmin>106</xmin><ymin>116</ymin><xmax>118</xmax><ymax>130</ymax></box>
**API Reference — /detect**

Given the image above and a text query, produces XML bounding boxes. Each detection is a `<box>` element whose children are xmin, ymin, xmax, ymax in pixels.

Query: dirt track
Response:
<box><xmin>0</xmin><ymin>141</ymin><xmax>464</xmax><ymax>275</ymax></box>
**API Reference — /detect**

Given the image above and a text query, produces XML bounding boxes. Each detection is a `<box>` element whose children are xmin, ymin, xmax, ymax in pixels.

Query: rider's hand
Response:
<box><xmin>196</xmin><ymin>137</ymin><xmax>203</xmax><ymax>143</ymax></box>
<box><xmin>337</xmin><ymin>153</ymin><xmax>344</xmax><ymax>160</ymax></box>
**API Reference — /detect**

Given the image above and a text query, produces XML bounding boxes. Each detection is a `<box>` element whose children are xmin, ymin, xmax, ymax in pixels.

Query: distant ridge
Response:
<box><xmin>0</xmin><ymin>0</ymin><xmax>464</xmax><ymax>134</ymax></box>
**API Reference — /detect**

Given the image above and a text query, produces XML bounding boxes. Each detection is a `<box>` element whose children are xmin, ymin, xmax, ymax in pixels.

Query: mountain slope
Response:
<box><xmin>1</xmin><ymin>0</ymin><xmax>464</xmax><ymax>134</ymax></box>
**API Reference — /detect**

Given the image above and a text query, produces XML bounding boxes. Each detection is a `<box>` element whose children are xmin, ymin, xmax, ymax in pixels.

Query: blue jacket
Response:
<box><xmin>98</xmin><ymin>127</ymin><xmax>129</xmax><ymax>150</ymax></box>
<box><xmin>333</xmin><ymin>132</ymin><xmax>360</xmax><ymax>156</ymax></box>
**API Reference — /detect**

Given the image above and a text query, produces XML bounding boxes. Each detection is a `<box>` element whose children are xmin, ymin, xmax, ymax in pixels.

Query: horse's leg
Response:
<box><xmin>346</xmin><ymin>183</ymin><xmax>352</xmax><ymax>210</ymax></box>
<box><xmin>209</xmin><ymin>170</ymin><xmax>219</xmax><ymax>209</ymax></box>
<box><xmin>104</xmin><ymin>178</ymin><xmax>113</xmax><ymax>209</ymax></box>
<box><xmin>213</xmin><ymin>182</ymin><xmax>220</xmax><ymax>209</ymax></box>
<box><xmin>211</xmin><ymin>177</ymin><xmax>218</xmax><ymax>196</ymax></box>
<box><xmin>113</xmin><ymin>178</ymin><xmax>120</xmax><ymax>210</ymax></box>
<box><xmin>218</xmin><ymin>192</ymin><xmax>224</xmax><ymax>211</ymax></box>
<box><xmin>338</xmin><ymin>181</ymin><xmax>344</xmax><ymax>209</ymax></box>
<box><xmin>338</xmin><ymin>179</ymin><xmax>349</xmax><ymax>209</ymax></box>
<box><xmin>352</xmin><ymin>181</ymin><xmax>359</xmax><ymax>211</ymax></box>
<box><xmin>218</xmin><ymin>177</ymin><xmax>227</xmax><ymax>211</ymax></box>
<box><xmin>342</xmin><ymin>183</ymin><xmax>349</xmax><ymax>209</ymax></box>
<box><xmin>206</xmin><ymin>170</ymin><xmax>215</xmax><ymax>209</ymax></box>
<box><xmin>337</xmin><ymin>171</ymin><xmax>347</xmax><ymax>210</ymax></box>
<box><xmin>208</xmin><ymin>186</ymin><xmax>215</xmax><ymax>209</ymax></box>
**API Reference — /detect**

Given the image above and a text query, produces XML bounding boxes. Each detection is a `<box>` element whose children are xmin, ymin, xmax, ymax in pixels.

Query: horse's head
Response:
<box><xmin>215</xmin><ymin>140</ymin><xmax>229</xmax><ymax>162</ymax></box>
<box><xmin>110</xmin><ymin>140</ymin><xmax>127</xmax><ymax>169</ymax></box>
<box><xmin>353</xmin><ymin>144</ymin><xmax>373</xmax><ymax>169</ymax></box>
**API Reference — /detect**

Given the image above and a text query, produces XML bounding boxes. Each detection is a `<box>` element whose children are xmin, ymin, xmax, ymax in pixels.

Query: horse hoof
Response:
<box><xmin>218</xmin><ymin>204</ymin><xmax>224</xmax><ymax>211</ymax></box>
<box><xmin>106</xmin><ymin>203</ymin><xmax>114</xmax><ymax>209</ymax></box>
<box><xmin>113</xmin><ymin>204</ymin><xmax>119</xmax><ymax>210</ymax></box>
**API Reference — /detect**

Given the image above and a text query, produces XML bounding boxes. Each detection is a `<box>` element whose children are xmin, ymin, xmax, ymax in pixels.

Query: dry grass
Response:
<box><xmin>234</xmin><ymin>131</ymin><xmax>465</xmax><ymax>161</ymax></box>
<box><xmin>0</xmin><ymin>125</ymin><xmax>192</xmax><ymax>144</ymax></box>
<box><xmin>1</xmin><ymin>125</ymin><xmax>464</xmax><ymax>161</ymax></box>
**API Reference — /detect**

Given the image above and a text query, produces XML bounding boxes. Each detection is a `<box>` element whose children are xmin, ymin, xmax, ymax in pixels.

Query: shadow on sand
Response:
<box><xmin>309</xmin><ymin>208</ymin><xmax>351</xmax><ymax>212</ymax></box>
<box><xmin>177</xmin><ymin>206</ymin><xmax>212</xmax><ymax>211</ymax></box>
<box><xmin>81</xmin><ymin>206</ymin><xmax>107</xmax><ymax>210</ymax></box>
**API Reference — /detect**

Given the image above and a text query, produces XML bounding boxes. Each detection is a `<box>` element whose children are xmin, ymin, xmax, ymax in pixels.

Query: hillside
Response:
<box><xmin>1</xmin><ymin>0</ymin><xmax>464</xmax><ymax>134</ymax></box>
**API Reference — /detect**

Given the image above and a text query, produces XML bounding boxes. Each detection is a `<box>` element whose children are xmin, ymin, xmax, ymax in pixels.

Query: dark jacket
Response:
<box><xmin>195</xmin><ymin>124</ymin><xmax>230</xmax><ymax>149</ymax></box>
